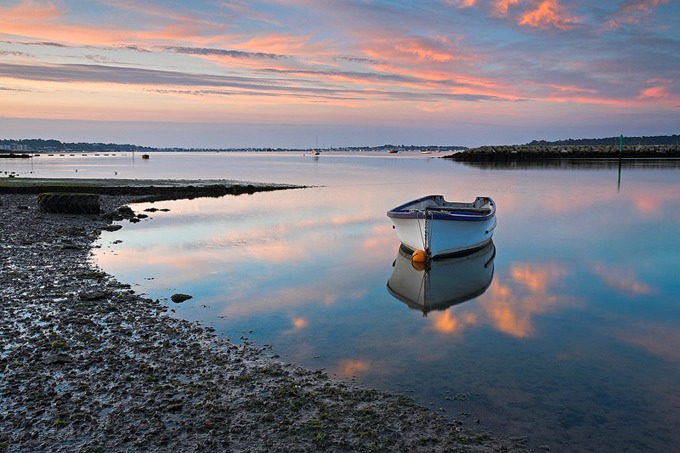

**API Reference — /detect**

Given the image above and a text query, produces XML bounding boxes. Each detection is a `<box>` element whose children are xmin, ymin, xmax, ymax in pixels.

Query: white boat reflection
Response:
<box><xmin>386</xmin><ymin>240</ymin><xmax>495</xmax><ymax>315</ymax></box>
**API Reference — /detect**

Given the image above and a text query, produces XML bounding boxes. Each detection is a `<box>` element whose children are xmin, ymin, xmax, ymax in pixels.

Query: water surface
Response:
<box><xmin>8</xmin><ymin>152</ymin><xmax>679</xmax><ymax>451</ymax></box>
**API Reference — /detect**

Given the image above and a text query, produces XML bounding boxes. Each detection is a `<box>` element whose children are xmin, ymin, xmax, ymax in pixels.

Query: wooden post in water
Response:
<box><xmin>618</xmin><ymin>135</ymin><xmax>623</xmax><ymax>192</ymax></box>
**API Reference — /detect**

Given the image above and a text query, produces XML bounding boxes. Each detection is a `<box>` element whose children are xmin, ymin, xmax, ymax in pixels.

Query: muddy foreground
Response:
<box><xmin>0</xmin><ymin>185</ymin><xmax>524</xmax><ymax>452</ymax></box>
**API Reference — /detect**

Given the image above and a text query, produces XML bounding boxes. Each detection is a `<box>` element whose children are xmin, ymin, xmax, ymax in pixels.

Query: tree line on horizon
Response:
<box><xmin>2</xmin><ymin>134</ymin><xmax>678</xmax><ymax>151</ymax></box>
<box><xmin>0</xmin><ymin>138</ymin><xmax>153</xmax><ymax>152</ymax></box>
<box><xmin>524</xmin><ymin>134</ymin><xmax>679</xmax><ymax>147</ymax></box>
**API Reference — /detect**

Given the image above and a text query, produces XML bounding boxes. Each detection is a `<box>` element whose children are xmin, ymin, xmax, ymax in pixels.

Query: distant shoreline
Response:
<box><xmin>444</xmin><ymin>144</ymin><xmax>680</xmax><ymax>162</ymax></box>
<box><xmin>0</xmin><ymin>178</ymin><xmax>304</xmax><ymax>202</ymax></box>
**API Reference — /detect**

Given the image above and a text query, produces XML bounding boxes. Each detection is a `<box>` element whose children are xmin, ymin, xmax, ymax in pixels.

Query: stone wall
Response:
<box><xmin>445</xmin><ymin>144</ymin><xmax>680</xmax><ymax>161</ymax></box>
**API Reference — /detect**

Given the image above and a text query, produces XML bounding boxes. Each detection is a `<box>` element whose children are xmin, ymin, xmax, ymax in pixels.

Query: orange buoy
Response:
<box><xmin>411</xmin><ymin>249</ymin><xmax>427</xmax><ymax>271</ymax></box>
<box><xmin>411</xmin><ymin>249</ymin><xmax>427</xmax><ymax>262</ymax></box>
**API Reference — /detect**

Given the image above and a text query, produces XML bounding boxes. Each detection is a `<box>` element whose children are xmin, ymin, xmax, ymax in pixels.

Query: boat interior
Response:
<box><xmin>411</xmin><ymin>196</ymin><xmax>493</xmax><ymax>215</ymax></box>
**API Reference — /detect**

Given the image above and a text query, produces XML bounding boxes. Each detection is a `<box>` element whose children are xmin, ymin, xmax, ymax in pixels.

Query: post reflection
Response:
<box><xmin>386</xmin><ymin>241</ymin><xmax>496</xmax><ymax>315</ymax></box>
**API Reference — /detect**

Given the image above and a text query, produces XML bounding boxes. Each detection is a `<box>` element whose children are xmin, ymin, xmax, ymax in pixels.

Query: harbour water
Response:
<box><xmin>5</xmin><ymin>151</ymin><xmax>680</xmax><ymax>451</ymax></box>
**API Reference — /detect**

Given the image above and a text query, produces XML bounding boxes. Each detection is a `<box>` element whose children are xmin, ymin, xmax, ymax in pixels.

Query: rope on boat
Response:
<box><xmin>417</xmin><ymin>213</ymin><xmax>427</xmax><ymax>251</ymax></box>
<box><xmin>419</xmin><ymin>208</ymin><xmax>433</xmax><ymax>255</ymax></box>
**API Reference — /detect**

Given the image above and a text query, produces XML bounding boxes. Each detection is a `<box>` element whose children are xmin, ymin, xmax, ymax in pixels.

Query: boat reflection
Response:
<box><xmin>386</xmin><ymin>241</ymin><xmax>495</xmax><ymax>315</ymax></box>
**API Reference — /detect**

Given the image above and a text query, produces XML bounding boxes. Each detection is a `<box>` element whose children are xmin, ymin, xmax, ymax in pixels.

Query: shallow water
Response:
<box><xmin>7</xmin><ymin>151</ymin><xmax>679</xmax><ymax>450</ymax></box>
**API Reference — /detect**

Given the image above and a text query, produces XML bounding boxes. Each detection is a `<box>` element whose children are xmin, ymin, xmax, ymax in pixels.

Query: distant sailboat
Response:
<box><xmin>312</xmin><ymin>136</ymin><xmax>321</xmax><ymax>156</ymax></box>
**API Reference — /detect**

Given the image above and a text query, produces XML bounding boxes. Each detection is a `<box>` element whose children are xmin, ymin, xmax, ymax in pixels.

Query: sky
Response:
<box><xmin>0</xmin><ymin>0</ymin><xmax>678</xmax><ymax>148</ymax></box>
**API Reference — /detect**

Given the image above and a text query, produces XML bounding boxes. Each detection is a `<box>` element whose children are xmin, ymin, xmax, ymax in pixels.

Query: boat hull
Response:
<box><xmin>387</xmin><ymin>195</ymin><xmax>496</xmax><ymax>258</ymax></box>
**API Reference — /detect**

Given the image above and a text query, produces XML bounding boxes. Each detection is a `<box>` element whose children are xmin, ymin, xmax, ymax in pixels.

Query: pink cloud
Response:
<box><xmin>590</xmin><ymin>263</ymin><xmax>653</xmax><ymax>296</ymax></box>
<box><xmin>608</xmin><ymin>320</ymin><xmax>680</xmax><ymax>362</ymax></box>
<box><xmin>630</xmin><ymin>190</ymin><xmax>680</xmax><ymax>216</ymax></box>
<box><xmin>451</xmin><ymin>0</ymin><xmax>478</xmax><ymax>8</ymax></box>
<box><xmin>394</xmin><ymin>36</ymin><xmax>456</xmax><ymax>63</ymax></box>
<box><xmin>638</xmin><ymin>85</ymin><xmax>670</xmax><ymax>100</ymax></box>
<box><xmin>491</xmin><ymin>0</ymin><xmax>522</xmax><ymax>17</ymax></box>
<box><xmin>1</xmin><ymin>0</ymin><xmax>63</xmax><ymax>21</ymax></box>
<box><xmin>605</xmin><ymin>0</ymin><xmax>670</xmax><ymax>29</ymax></box>
<box><xmin>620</xmin><ymin>0</ymin><xmax>670</xmax><ymax>15</ymax></box>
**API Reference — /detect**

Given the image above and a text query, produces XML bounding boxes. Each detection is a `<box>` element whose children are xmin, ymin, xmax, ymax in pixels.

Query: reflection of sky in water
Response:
<box><xmin>92</xmin><ymin>154</ymin><xmax>680</xmax><ymax>451</ymax></box>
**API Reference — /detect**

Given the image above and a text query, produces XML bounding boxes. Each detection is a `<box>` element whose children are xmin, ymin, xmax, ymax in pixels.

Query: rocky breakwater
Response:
<box><xmin>445</xmin><ymin>144</ymin><xmax>680</xmax><ymax>162</ymax></box>
<box><xmin>0</xmin><ymin>190</ymin><xmax>517</xmax><ymax>452</ymax></box>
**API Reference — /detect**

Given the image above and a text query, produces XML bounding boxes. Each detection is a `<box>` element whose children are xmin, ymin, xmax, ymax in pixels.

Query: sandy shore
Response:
<box><xmin>0</xmin><ymin>184</ymin><xmax>521</xmax><ymax>452</ymax></box>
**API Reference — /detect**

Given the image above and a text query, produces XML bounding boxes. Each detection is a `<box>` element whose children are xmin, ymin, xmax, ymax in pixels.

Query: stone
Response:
<box><xmin>80</xmin><ymin>291</ymin><xmax>109</xmax><ymax>301</ymax></box>
<box><xmin>171</xmin><ymin>293</ymin><xmax>193</xmax><ymax>303</ymax></box>
<box><xmin>43</xmin><ymin>353</ymin><xmax>73</xmax><ymax>365</ymax></box>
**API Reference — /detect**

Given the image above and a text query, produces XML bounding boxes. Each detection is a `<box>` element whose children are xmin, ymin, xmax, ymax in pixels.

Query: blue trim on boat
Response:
<box><xmin>386</xmin><ymin>194</ymin><xmax>495</xmax><ymax>222</ymax></box>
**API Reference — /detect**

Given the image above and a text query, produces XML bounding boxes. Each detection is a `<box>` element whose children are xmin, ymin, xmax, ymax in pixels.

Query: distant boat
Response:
<box><xmin>387</xmin><ymin>240</ymin><xmax>495</xmax><ymax>314</ymax></box>
<box><xmin>389</xmin><ymin>149</ymin><xmax>398</xmax><ymax>154</ymax></box>
<box><xmin>420</xmin><ymin>148</ymin><xmax>432</xmax><ymax>154</ymax></box>
<box><xmin>312</xmin><ymin>136</ymin><xmax>321</xmax><ymax>156</ymax></box>
<box><xmin>387</xmin><ymin>194</ymin><xmax>496</xmax><ymax>259</ymax></box>
<box><xmin>141</xmin><ymin>154</ymin><xmax>150</xmax><ymax>159</ymax></box>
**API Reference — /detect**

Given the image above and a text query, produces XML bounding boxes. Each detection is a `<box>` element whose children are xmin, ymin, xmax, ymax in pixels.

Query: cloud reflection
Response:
<box><xmin>611</xmin><ymin>321</ymin><xmax>680</xmax><ymax>363</ymax></box>
<box><xmin>591</xmin><ymin>262</ymin><xmax>652</xmax><ymax>296</ymax></box>
<box><xmin>428</xmin><ymin>261</ymin><xmax>574</xmax><ymax>339</ymax></box>
<box><xmin>333</xmin><ymin>359</ymin><xmax>371</xmax><ymax>379</ymax></box>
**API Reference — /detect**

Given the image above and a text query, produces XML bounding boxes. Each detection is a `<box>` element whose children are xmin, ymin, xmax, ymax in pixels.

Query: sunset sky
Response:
<box><xmin>1</xmin><ymin>0</ymin><xmax>678</xmax><ymax>148</ymax></box>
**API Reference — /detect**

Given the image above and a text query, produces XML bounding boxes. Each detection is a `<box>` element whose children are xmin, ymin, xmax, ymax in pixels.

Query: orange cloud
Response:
<box><xmin>518</xmin><ymin>0</ymin><xmax>580</xmax><ymax>30</ymax></box>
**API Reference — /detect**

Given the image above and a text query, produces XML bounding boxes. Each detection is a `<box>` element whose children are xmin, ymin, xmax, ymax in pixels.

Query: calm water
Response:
<box><xmin>6</xmin><ymin>152</ymin><xmax>680</xmax><ymax>451</ymax></box>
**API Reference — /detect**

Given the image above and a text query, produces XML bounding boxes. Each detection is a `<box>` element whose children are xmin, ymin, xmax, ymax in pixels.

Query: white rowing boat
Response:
<box><xmin>387</xmin><ymin>194</ymin><xmax>496</xmax><ymax>258</ymax></box>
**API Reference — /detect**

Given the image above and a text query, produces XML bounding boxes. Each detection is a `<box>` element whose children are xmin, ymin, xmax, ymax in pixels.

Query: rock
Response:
<box><xmin>37</xmin><ymin>192</ymin><xmax>100</xmax><ymax>214</ymax></box>
<box><xmin>171</xmin><ymin>293</ymin><xmax>193</xmax><ymax>303</ymax></box>
<box><xmin>117</xmin><ymin>206</ymin><xmax>135</xmax><ymax>217</ymax></box>
<box><xmin>102</xmin><ymin>224</ymin><xmax>123</xmax><ymax>232</ymax></box>
<box><xmin>80</xmin><ymin>291</ymin><xmax>109</xmax><ymax>301</ymax></box>
<box><xmin>43</xmin><ymin>353</ymin><xmax>73</xmax><ymax>365</ymax></box>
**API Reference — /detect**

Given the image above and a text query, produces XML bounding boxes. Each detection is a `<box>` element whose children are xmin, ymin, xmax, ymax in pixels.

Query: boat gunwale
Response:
<box><xmin>386</xmin><ymin>194</ymin><xmax>496</xmax><ymax>222</ymax></box>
